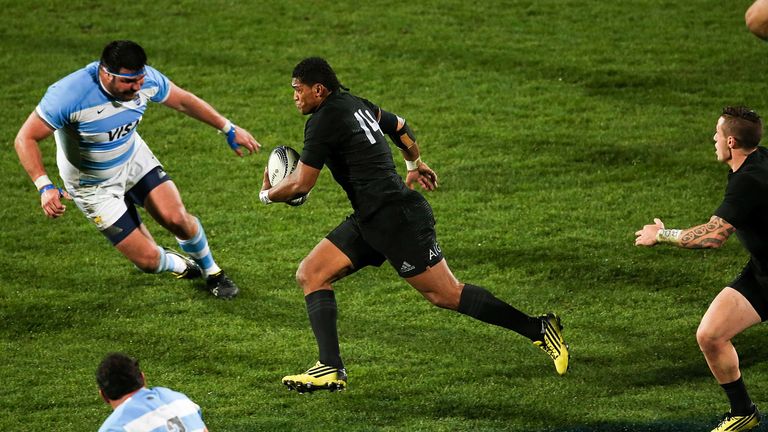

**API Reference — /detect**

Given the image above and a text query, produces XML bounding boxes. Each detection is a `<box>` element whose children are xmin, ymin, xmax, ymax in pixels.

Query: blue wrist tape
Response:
<box><xmin>225</xmin><ymin>125</ymin><xmax>238</xmax><ymax>150</ymax></box>
<box><xmin>38</xmin><ymin>184</ymin><xmax>63</xmax><ymax>196</ymax></box>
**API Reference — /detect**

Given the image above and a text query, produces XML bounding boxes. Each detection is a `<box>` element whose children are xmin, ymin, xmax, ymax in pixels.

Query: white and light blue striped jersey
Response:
<box><xmin>36</xmin><ymin>61</ymin><xmax>170</xmax><ymax>185</ymax></box>
<box><xmin>99</xmin><ymin>387</ymin><xmax>206</xmax><ymax>432</ymax></box>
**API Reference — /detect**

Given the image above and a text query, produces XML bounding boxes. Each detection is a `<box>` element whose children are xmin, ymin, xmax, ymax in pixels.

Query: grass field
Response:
<box><xmin>3</xmin><ymin>0</ymin><xmax>768</xmax><ymax>430</ymax></box>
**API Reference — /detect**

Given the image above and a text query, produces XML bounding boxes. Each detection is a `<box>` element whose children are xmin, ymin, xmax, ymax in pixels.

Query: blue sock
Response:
<box><xmin>152</xmin><ymin>246</ymin><xmax>171</xmax><ymax>273</ymax></box>
<box><xmin>153</xmin><ymin>246</ymin><xmax>187</xmax><ymax>274</ymax></box>
<box><xmin>177</xmin><ymin>218</ymin><xmax>221</xmax><ymax>277</ymax></box>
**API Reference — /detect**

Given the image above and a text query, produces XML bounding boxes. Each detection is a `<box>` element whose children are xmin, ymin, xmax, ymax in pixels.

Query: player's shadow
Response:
<box><xmin>419</xmin><ymin>393</ymin><xmax>738</xmax><ymax>431</ymax></box>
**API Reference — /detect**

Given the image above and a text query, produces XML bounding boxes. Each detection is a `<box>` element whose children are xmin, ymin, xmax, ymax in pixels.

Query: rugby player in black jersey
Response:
<box><xmin>260</xmin><ymin>57</ymin><xmax>569</xmax><ymax>393</ymax></box>
<box><xmin>635</xmin><ymin>107</ymin><xmax>766</xmax><ymax>432</ymax></box>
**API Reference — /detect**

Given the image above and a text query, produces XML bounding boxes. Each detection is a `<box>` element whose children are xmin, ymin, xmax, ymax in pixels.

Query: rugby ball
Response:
<box><xmin>267</xmin><ymin>146</ymin><xmax>300</xmax><ymax>186</ymax></box>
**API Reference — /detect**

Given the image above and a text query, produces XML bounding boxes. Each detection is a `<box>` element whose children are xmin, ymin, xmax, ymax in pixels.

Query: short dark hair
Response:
<box><xmin>292</xmin><ymin>57</ymin><xmax>345</xmax><ymax>92</ymax></box>
<box><xmin>96</xmin><ymin>353</ymin><xmax>144</xmax><ymax>400</ymax></box>
<box><xmin>721</xmin><ymin>106</ymin><xmax>763</xmax><ymax>149</ymax></box>
<box><xmin>100</xmin><ymin>40</ymin><xmax>147</xmax><ymax>74</ymax></box>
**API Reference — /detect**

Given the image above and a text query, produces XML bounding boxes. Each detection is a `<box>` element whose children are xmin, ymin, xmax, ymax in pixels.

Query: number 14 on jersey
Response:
<box><xmin>354</xmin><ymin>109</ymin><xmax>381</xmax><ymax>144</ymax></box>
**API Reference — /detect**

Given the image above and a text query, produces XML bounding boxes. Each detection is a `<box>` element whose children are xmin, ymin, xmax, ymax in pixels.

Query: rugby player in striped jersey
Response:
<box><xmin>15</xmin><ymin>40</ymin><xmax>259</xmax><ymax>299</ymax></box>
<box><xmin>97</xmin><ymin>353</ymin><xmax>207</xmax><ymax>432</ymax></box>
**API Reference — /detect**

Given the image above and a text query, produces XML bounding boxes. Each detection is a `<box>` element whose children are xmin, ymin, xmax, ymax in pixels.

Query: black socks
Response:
<box><xmin>306</xmin><ymin>284</ymin><xmax>543</xmax><ymax>369</ymax></box>
<box><xmin>457</xmin><ymin>284</ymin><xmax>542</xmax><ymax>341</ymax></box>
<box><xmin>305</xmin><ymin>290</ymin><xmax>344</xmax><ymax>369</ymax></box>
<box><xmin>721</xmin><ymin>376</ymin><xmax>754</xmax><ymax>416</ymax></box>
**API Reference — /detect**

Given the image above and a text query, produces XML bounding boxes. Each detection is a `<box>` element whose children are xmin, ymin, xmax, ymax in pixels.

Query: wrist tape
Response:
<box><xmin>405</xmin><ymin>157</ymin><xmax>422</xmax><ymax>171</ymax></box>
<box><xmin>34</xmin><ymin>175</ymin><xmax>52</xmax><ymax>190</ymax></box>
<box><xmin>656</xmin><ymin>228</ymin><xmax>682</xmax><ymax>244</ymax></box>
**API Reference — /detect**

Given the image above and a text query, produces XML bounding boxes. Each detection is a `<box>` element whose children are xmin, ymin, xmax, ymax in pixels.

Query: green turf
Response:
<box><xmin>3</xmin><ymin>0</ymin><xmax>768</xmax><ymax>430</ymax></box>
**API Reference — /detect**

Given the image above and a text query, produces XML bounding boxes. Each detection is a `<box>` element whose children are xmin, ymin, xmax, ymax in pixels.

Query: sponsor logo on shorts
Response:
<box><xmin>400</xmin><ymin>261</ymin><xmax>416</xmax><ymax>273</ymax></box>
<box><xmin>428</xmin><ymin>242</ymin><xmax>442</xmax><ymax>260</ymax></box>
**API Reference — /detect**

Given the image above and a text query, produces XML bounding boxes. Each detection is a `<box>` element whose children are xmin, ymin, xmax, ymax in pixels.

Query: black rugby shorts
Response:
<box><xmin>326</xmin><ymin>193</ymin><xmax>443</xmax><ymax>278</ymax></box>
<box><xmin>729</xmin><ymin>262</ymin><xmax>768</xmax><ymax>321</ymax></box>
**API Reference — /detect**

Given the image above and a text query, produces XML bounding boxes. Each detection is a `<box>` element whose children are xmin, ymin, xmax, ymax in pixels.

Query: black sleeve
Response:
<box><xmin>300</xmin><ymin>114</ymin><xmax>331</xmax><ymax>170</ymax></box>
<box><xmin>378</xmin><ymin>109</ymin><xmax>399</xmax><ymax>135</ymax></box>
<box><xmin>357</xmin><ymin>98</ymin><xmax>394</xmax><ymax>131</ymax></box>
<box><xmin>714</xmin><ymin>174</ymin><xmax>757</xmax><ymax>227</ymax></box>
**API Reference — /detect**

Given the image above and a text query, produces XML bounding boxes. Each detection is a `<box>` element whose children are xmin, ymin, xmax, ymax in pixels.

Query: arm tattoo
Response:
<box><xmin>679</xmin><ymin>216</ymin><xmax>735</xmax><ymax>248</ymax></box>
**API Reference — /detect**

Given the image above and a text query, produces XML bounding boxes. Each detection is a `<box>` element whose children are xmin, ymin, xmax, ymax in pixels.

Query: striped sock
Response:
<box><xmin>153</xmin><ymin>246</ymin><xmax>186</xmax><ymax>274</ymax></box>
<box><xmin>177</xmin><ymin>218</ymin><xmax>221</xmax><ymax>277</ymax></box>
<box><xmin>155</xmin><ymin>246</ymin><xmax>187</xmax><ymax>273</ymax></box>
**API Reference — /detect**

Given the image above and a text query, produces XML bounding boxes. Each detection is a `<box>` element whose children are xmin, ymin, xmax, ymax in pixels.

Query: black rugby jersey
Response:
<box><xmin>715</xmin><ymin>146</ymin><xmax>768</xmax><ymax>281</ymax></box>
<box><xmin>300</xmin><ymin>91</ymin><xmax>413</xmax><ymax>220</ymax></box>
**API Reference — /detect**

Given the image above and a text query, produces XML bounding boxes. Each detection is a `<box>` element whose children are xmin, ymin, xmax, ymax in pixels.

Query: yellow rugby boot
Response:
<box><xmin>282</xmin><ymin>362</ymin><xmax>347</xmax><ymax>394</ymax></box>
<box><xmin>711</xmin><ymin>407</ymin><xmax>760</xmax><ymax>432</ymax></box>
<box><xmin>533</xmin><ymin>313</ymin><xmax>570</xmax><ymax>376</ymax></box>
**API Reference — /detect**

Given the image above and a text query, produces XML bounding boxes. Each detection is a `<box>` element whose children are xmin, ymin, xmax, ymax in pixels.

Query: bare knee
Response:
<box><xmin>295</xmin><ymin>259</ymin><xmax>311</xmax><ymax>290</ymax></box>
<box><xmin>164</xmin><ymin>211</ymin><xmax>196</xmax><ymax>238</ymax></box>
<box><xmin>295</xmin><ymin>253</ymin><xmax>353</xmax><ymax>294</ymax></box>
<box><xmin>696</xmin><ymin>325</ymin><xmax>725</xmax><ymax>354</ymax></box>
<box><xmin>295</xmin><ymin>258</ymin><xmax>328</xmax><ymax>293</ymax></box>
<box><xmin>132</xmin><ymin>246</ymin><xmax>161</xmax><ymax>273</ymax></box>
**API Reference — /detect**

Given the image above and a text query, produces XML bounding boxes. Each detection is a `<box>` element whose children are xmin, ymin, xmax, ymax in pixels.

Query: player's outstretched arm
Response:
<box><xmin>747</xmin><ymin>0</ymin><xmax>768</xmax><ymax>40</ymax></box>
<box><xmin>162</xmin><ymin>83</ymin><xmax>261</xmax><ymax>156</ymax></box>
<box><xmin>15</xmin><ymin>111</ymin><xmax>70</xmax><ymax>218</ymax></box>
<box><xmin>634</xmin><ymin>216</ymin><xmax>735</xmax><ymax>248</ymax></box>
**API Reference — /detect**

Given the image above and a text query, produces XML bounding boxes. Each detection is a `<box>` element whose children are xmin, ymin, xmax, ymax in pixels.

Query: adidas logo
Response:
<box><xmin>400</xmin><ymin>261</ymin><xmax>415</xmax><ymax>273</ymax></box>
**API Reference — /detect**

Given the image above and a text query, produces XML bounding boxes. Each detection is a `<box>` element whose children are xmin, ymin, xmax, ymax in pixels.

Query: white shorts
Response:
<box><xmin>64</xmin><ymin>136</ymin><xmax>162</xmax><ymax>230</ymax></box>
